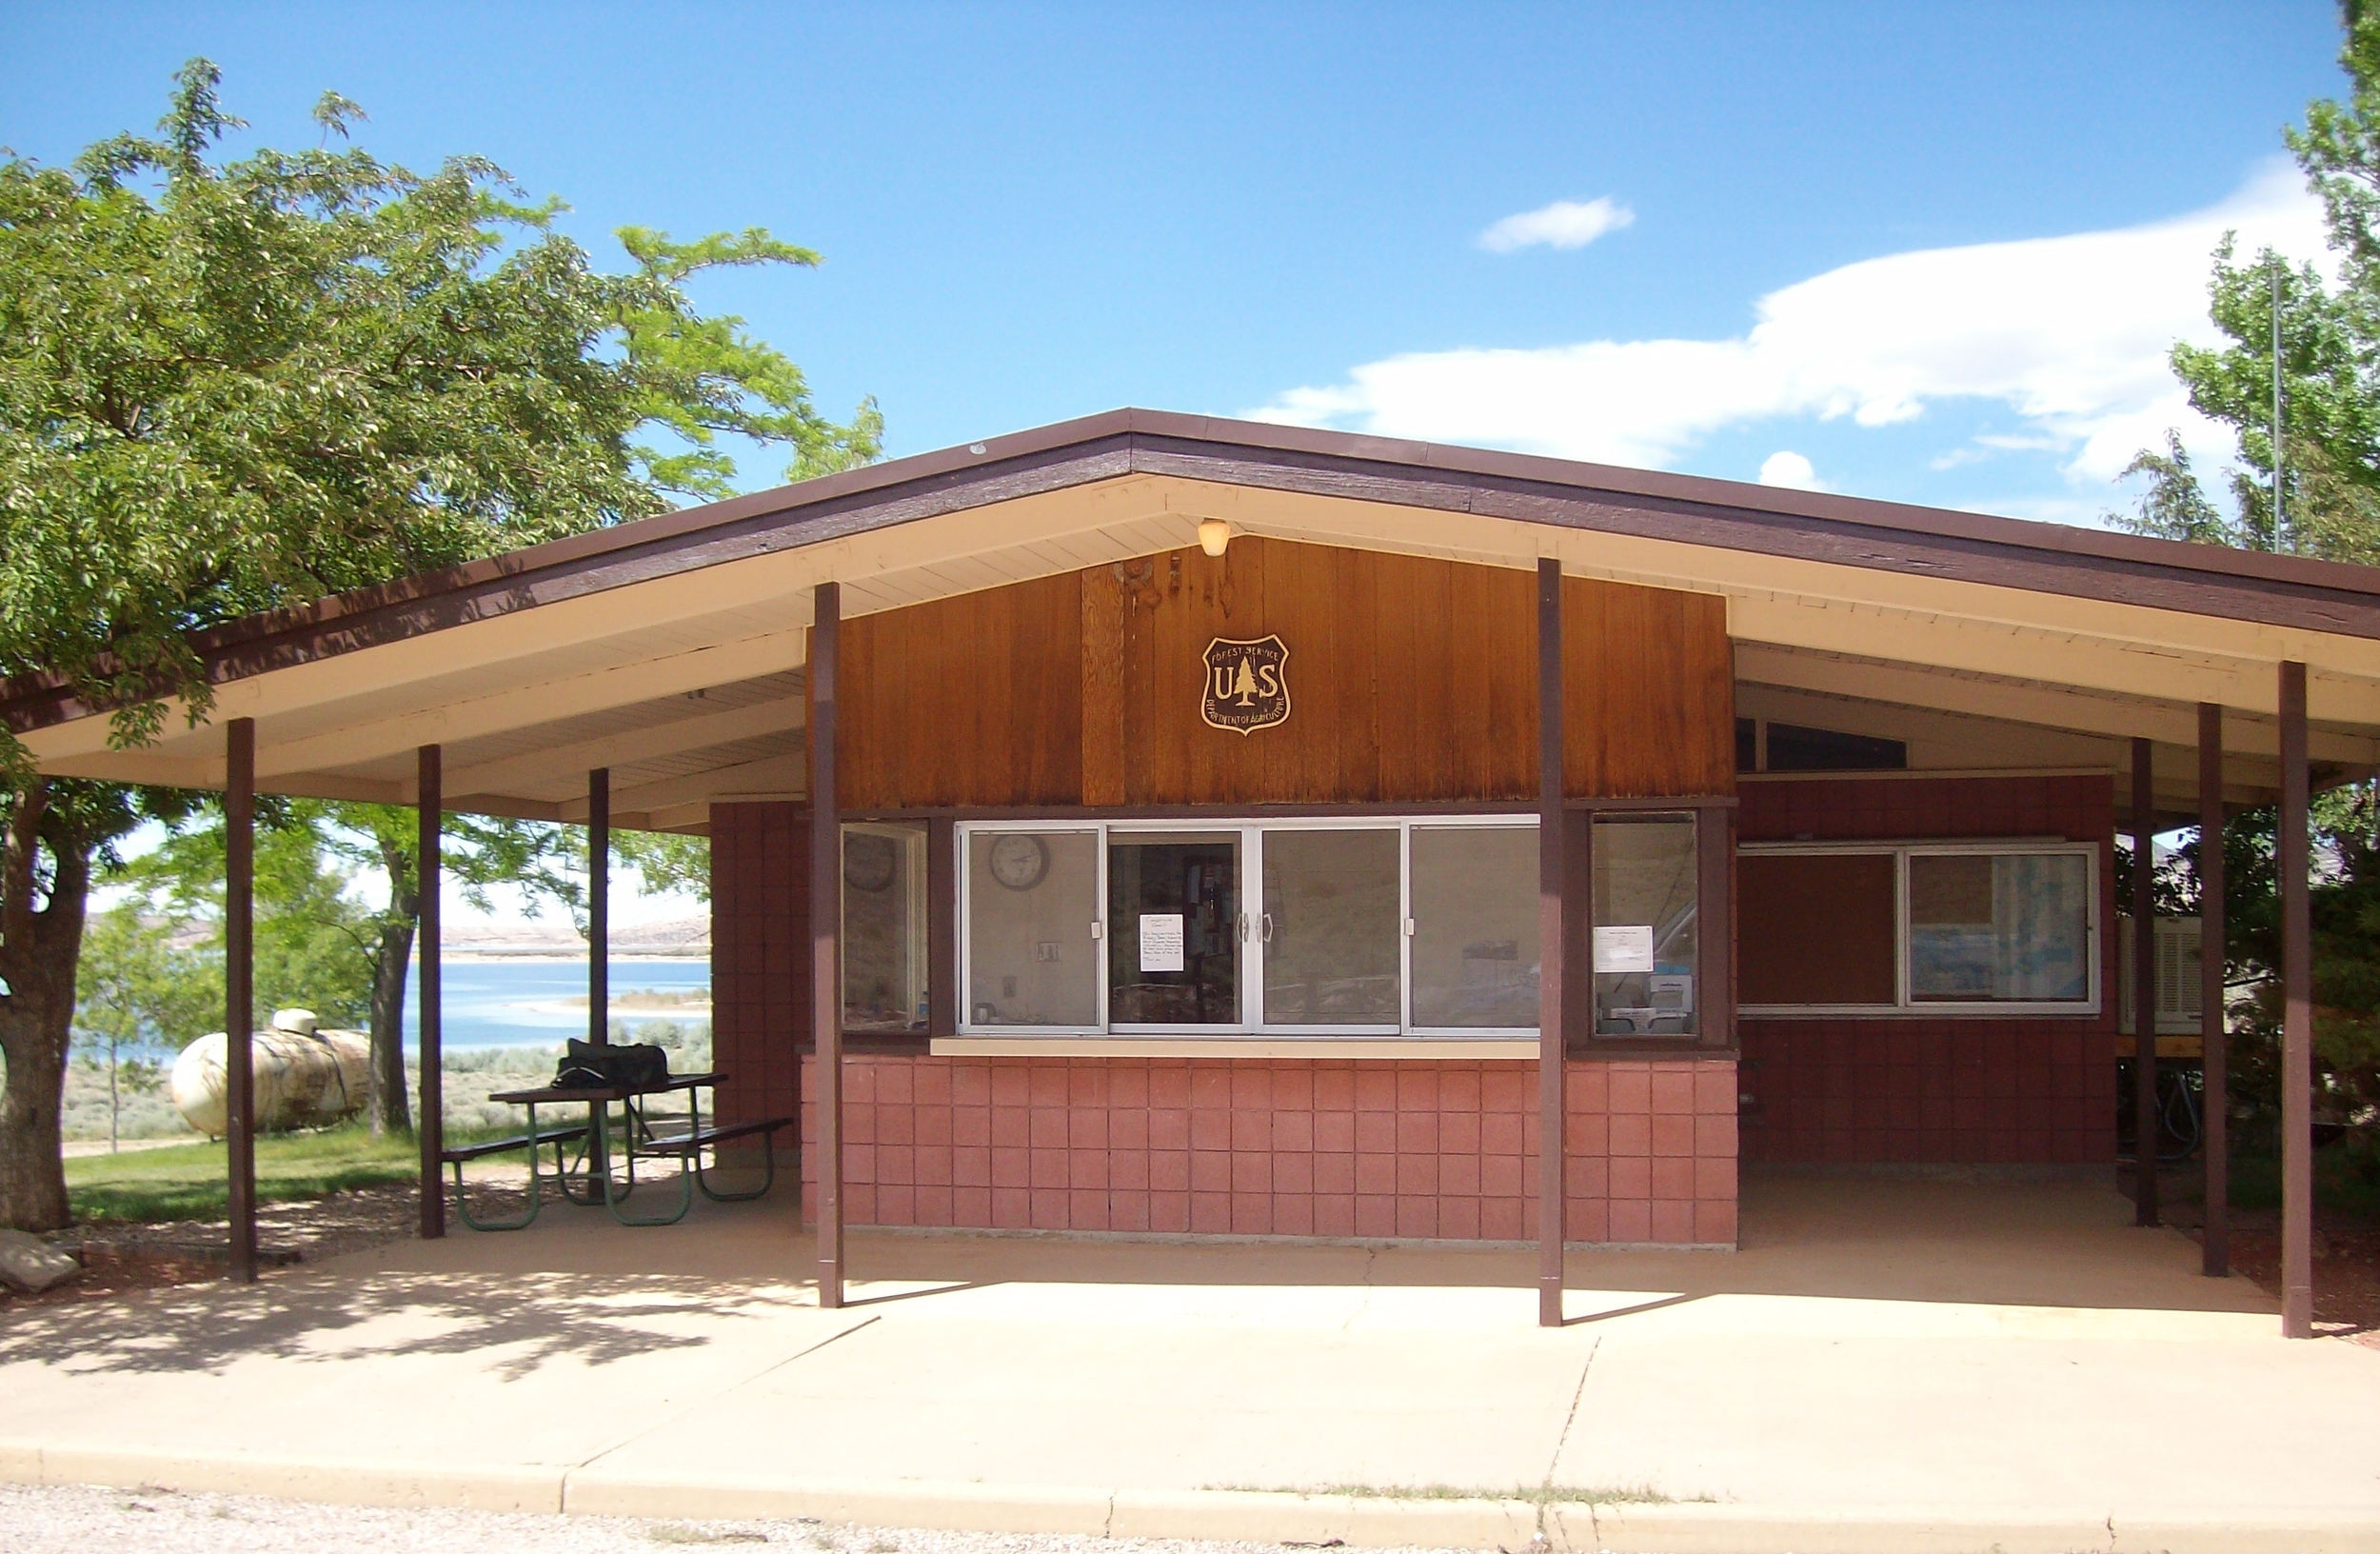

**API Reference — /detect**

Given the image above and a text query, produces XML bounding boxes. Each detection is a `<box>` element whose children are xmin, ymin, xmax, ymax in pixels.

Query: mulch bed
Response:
<box><xmin>2215</xmin><ymin>1220</ymin><xmax>2380</xmax><ymax>1345</ymax></box>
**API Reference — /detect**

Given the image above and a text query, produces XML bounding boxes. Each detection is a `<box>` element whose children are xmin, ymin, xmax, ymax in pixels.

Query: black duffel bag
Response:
<box><xmin>553</xmin><ymin>1037</ymin><xmax>671</xmax><ymax>1090</ymax></box>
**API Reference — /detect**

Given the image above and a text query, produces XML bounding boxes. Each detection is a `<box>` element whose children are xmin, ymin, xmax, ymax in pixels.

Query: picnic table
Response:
<box><xmin>445</xmin><ymin>1071</ymin><xmax>791</xmax><ymax>1231</ymax></box>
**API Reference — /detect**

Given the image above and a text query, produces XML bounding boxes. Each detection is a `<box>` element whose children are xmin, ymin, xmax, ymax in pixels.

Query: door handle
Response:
<box><xmin>1260</xmin><ymin>912</ymin><xmax>1275</xmax><ymax>945</ymax></box>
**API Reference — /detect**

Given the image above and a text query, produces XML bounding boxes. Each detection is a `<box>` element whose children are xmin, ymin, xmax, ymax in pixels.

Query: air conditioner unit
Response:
<box><xmin>2117</xmin><ymin>915</ymin><xmax>2204</xmax><ymax>1036</ymax></box>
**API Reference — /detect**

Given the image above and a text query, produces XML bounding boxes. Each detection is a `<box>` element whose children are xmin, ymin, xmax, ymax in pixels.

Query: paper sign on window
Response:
<box><xmin>1593</xmin><ymin>925</ymin><xmax>1656</xmax><ymax>974</ymax></box>
<box><xmin>1140</xmin><ymin>914</ymin><xmax>1185</xmax><ymax>972</ymax></box>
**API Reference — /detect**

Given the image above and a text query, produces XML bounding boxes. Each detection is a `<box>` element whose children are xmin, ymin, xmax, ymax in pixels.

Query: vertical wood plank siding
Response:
<box><xmin>837</xmin><ymin>535</ymin><xmax>1733</xmax><ymax>809</ymax></box>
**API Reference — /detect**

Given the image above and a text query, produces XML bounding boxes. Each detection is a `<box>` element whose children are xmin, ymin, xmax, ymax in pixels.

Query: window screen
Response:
<box><xmin>1592</xmin><ymin>815</ymin><xmax>1699</xmax><ymax>1035</ymax></box>
<box><xmin>1909</xmin><ymin>852</ymin><xmax>2091</xmax><ymax>1003</ymax></box>
<box><xmin>1410</xmin><ymin>825</ymin><xmax>1538</xmax><ymax>1028</ymax></box>
<box><xmin>966</xmin><ymin>830</ymin><xmax>1101</xmax><ymax>1027</ymax></box>
<box><xmin>843</xmin><ymin>825</ymin><xmax>928</xmax><ymax>1032</ymax></box>
<box><xmin>1738</xmin><ymin>851</ymin><xmax>1898</xmax><ymax>1006</ymax></box>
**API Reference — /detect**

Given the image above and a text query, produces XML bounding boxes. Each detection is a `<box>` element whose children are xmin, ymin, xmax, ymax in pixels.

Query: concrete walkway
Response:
<box><xmin>3</xmin><ymin>1174</ymin><xmax>2376</xmax><ymax>1553</ymax></box>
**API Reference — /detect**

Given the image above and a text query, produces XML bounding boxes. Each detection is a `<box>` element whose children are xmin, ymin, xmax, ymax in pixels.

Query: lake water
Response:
<box><xmin>397</xmin><ymin>958</ymin><xmax>710</xmax><ymax>1052</ymax></box>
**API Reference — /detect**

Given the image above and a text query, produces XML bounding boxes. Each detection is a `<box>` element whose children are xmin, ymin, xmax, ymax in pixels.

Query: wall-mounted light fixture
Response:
<box><xmin>1197</xmin><ymin>518</ymin><xmax>1232</xmax><ymax>558</ymax></box>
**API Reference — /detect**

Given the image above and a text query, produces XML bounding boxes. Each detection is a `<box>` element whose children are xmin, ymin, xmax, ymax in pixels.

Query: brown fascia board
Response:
<box><xmin>11</xmin><ymin>407</ymin><xmax>2380</xmax><ymax>736</ymax></box>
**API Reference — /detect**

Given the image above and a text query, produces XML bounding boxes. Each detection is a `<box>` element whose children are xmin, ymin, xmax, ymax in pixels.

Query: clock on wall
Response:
<box><xmin>986</xmin><ymin>833</ymin><xmax>1051</xmax><ymax>891</ymax></box>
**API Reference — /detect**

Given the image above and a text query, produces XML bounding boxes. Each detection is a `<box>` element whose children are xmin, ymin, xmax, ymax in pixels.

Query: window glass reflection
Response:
<box><xmin>966</xmin><ymin>830</ymin><xmax>1101</xmax><ymax>1027</ymax></box>
<box><xmin>1261</xmin><ymin>828</ymin><xmax>1400</xmax><ymax>1026</ymax></box>
<box><xmin>1410</xmin><ymin>826</ymin><xmax>1538</xmax><ymax>1028</ymax></box>
<box><xmin>1592</xmin><ymin>816</ymin><xmax>1698</xmax><ymax>1036</ymax></box>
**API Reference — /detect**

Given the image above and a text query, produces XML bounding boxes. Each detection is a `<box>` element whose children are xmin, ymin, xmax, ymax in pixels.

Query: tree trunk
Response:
<box><xmin>0</xmin><ymin>782</ymin><xmax>92</xmax><ymax>1233</ymax></box>
<box><xmin>367</xmin><ymin>915</ymin><xmax>414</xmax><ymax>1135</ymax></box>
<box><xmin>367</xmin><ymin>828</ymin><xmax>418</xmax><ymax>1137</ymax></box>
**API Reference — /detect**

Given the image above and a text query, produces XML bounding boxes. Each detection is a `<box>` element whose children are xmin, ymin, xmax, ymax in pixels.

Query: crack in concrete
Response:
<box><xmin>561</xmin><ymin>1312</ymin><xmax>882</xmax><ymax>1493</ymax></box>
<box><xmin>1339</xmin><ymin>1247</ymin><xmax>1379</xmax><ymax>1331</ymax></box>
<box><xmin>1543</xmin><ymin>1337</ymin><xmax>1598</xmax><ymax>1551</ymax></box>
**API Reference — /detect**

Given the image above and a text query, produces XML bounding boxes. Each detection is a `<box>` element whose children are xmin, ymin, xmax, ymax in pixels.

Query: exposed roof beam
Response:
<box><xmin>561</xmin><ymin>752</ymin><xmax>804</xmax><ymax>821</ymax></box>
<box><xmin>443</xmin><ymin>696</ymin><xmax>804</xmax><ymax>799</ymax></box>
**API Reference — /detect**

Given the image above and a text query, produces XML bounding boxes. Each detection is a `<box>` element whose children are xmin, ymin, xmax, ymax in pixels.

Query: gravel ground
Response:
<box><xmin>0</xmin><ymin>1484</ymin><xmax>1422</xmax><ymax>1554</ymax></box>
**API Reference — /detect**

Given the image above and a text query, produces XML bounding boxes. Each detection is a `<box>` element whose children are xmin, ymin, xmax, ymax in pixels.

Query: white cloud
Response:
<box><xmin>1477</xmin><ymin>196</ymin><xmax>1636</xmax><ymax>253</ymax></box>
<box><xmin>1758</xmin><ymin>450</ymin><xmax>1821</xmax><ymax>490</ymax></box>
<box><xmin>1258</xmin><ymin>161</ymin><xmax>2327</xmax><ymax>491</ymax></box>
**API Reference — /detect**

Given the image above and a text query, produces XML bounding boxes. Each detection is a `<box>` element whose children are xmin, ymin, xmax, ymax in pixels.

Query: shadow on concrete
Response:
<box><xmin>281</xmin><ymin>1167</ymin><xmax>2281</xmax><ymax>1324</ymax></box>
<box><xmin>0</xmin><ymin>1263</ymin><xmax>784</xmax><ymax>1381</ymax></box>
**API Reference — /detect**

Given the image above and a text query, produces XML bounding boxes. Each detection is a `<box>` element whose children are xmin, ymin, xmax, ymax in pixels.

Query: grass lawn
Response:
<box><xmin>67</xmin><ymin>1125</ymin><xmax>456</xmax><ymax>1222</ymax></box>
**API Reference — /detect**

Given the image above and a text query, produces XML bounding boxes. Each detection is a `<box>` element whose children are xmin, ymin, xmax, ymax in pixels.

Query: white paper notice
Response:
<box><xmin>1593</xmin><ymin>925</ymin><xmax>1656</xmax><ymax>974</ymax></box>
<box><xmin>1140</xmin><ymin>913</ymin><xmax>1186</xmax><ymax>972</ymax></box>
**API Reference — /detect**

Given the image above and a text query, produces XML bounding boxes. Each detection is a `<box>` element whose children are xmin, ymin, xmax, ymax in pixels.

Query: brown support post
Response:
<box><xmin>2198</xmin><ymin>705</ymin><xmax>2228</xmax><ymax>1278</ymax></box>
<box><xmin>589</xmin><ymin>768</ymin><xmax>609</xmax><ymax>1046</ymax></box>
<box><xmin>418</xmin><ymin>746</ymin><xmax>445</xmax><ymax>1241</ymax></box>
<box><xmin>2132</xmin><ymin>738</ymin><xmax>2159</xmax><ymax>1227</ymax></box>
<box><xmin>811</xmin><ymin>583</ymin><xmax>845</xmax><ymax>1309</ymax></box>
<box><xmin>2278</xmin><ymin>662</ymin><xmax>2313</xmax><ymax>1337</ymax></box>
<box><xmin>1697</xmin><ymin>807</ymin><xmax>1733</xmax><ymax>1050</ymax></box>
<box><xmin>927</xmin><ymin>816</ymin><xmax>958</xmax><ymax>1038</ymax></box>
<box><xmin>1536</xmin><ymin>558</ymin><xmax>1565</xmax><ymax>1328</ymax></box>
<box><xmin>226</xmin><ymin>718</ymin><xmax>257</xmax><ymax>1283</ymax></box>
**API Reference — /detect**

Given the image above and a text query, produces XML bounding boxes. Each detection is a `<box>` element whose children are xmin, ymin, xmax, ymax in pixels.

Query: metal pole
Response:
<box><xmin>589</xmin><ymin>768</ymin><xmax>609</xmax><ymax>1046</ymax></box>
<box><xmin>1536</xmin><ymin>558</ymin><xmax>1566</xmax><ymax>1328</ymax></box>
<box><xmin>2132</xmin><ymin>738</ymin><xmax>2159</xmax><ymax>1227</ymax></box>
<box><xmin>418</xmin><ymin>745</ymin><xmax>445</xmax><ymax>1241</ymax></box>
<box><xmin>811</xmin><ymin>583</ymin><xmax>845</xmax><ymax>1309</ymax></box>
<box><xmin>2198</xmin><ymin>705</ymin><xmax>2228</xmax><ymax>1277</ymax></box>
<box><xmin>2273</xmin><ymin>266</ymin><xmax>2288</xmax><ymax>554</ymax></box>
<box><xmin>2278</xmin><ymin>662</ymin><xmax>2313</xmax><ymax>1337</ymax></box>
<box><xmin>225</xmin><ymin>718</ymin><xmax>257</xmax><ymax>1283</ymax></box>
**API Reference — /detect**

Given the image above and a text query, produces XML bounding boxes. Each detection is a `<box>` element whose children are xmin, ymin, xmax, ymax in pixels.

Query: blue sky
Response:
<box><xmin>0</xmin><ymin>4</ymin><xmax>2352</xmax><ymax>527</ymax></box>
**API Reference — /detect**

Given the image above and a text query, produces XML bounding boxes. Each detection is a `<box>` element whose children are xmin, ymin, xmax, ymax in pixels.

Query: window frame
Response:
<box><xmin>840</xmin><ymin>821</ymin><xmax>932</xmax><ymax>1034</ymax></box>
<box><xmin>953</xmin><ymin>814</ymin><xmax>1548</xmax><ymax>1041</ymax></box>
<box><xmin>1735</xmin><ymin>838</ymin><xmax>2101</xmax><ymax>1018</ymax></box>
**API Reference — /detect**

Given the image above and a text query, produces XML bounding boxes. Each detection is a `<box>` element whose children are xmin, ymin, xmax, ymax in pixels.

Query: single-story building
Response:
<box><xmin>12</xmin><ymin>409</ymin><xmax>2365</xmax><ymax>1332</ymax></box>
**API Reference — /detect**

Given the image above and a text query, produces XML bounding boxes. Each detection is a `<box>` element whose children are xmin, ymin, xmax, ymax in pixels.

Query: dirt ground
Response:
<box><xmin>0</xmin><ymin>1180</ymin><xmax>526</xmax><ymax>1312</ymax></box>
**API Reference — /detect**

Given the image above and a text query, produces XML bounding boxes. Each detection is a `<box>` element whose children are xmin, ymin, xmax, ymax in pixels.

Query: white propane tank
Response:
<box><xmin>171</xmin><ymin>1008</ymin><xmax>372</xmax><ymax>1137</ymax></box>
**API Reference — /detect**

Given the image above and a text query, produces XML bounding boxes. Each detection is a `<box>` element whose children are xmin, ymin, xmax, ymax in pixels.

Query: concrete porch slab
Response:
<box><xmin>2</xmin><ymin>1174</ymin><xmax>2373</xmax><ymax>1553</ymax></box>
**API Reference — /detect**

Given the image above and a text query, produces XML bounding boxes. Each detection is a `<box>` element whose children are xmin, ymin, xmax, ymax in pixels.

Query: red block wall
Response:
<box><xmin>710</xmin><ymin>802</ymin><xmax>807</xmax><ymax>1138</ymax></box>
<box><xmin>1735</xmin><ymin>773</ymin><xmax>2118</xmax><ymax>1165</ymax></box>
<box><xmin>802</xmin><ymin>1055</ymin><xmax>1739</xmax><ymax>1246</ymax></box>
<box><xmin>718</xmin><ymin>799</ymin><xmax>1738</xmax><ymax>1244</ymax></box>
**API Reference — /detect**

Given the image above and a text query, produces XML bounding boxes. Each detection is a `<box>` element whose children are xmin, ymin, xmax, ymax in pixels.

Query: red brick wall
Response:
<box><xmin>1736</xmin><ymin>773</ymin><xmax>2117</xmax><ymax>1165</ymax></box>
<box><xmin>710</xmin><ymin>802</ymin><xmax>808</xmax><ymax>1137</ymax></box>
<box><xmin>801</xmin><ymin>1055</ymin><xmax>1738</xmax><ymax>1246</ymax></box>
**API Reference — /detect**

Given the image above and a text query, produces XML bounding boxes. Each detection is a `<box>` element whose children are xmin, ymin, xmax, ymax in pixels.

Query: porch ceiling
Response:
<box><xmin>14</xmin><ymin>409</ymin><xmax>2380</xmax><ymax>833</ymax></box>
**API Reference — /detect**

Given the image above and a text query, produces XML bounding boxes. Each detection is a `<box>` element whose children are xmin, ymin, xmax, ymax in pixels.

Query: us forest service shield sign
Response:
<box><xmin>1201</xmin><ymin>635</ymin><xmax>1290</xmax><ymax>734</ymax></box>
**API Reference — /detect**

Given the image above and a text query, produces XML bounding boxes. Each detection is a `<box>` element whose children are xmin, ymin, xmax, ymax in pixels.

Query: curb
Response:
<box><xmin>4</xmin><ymin>1443</ymin><xmax>2377</xmax><ymax>1553</ymax></box>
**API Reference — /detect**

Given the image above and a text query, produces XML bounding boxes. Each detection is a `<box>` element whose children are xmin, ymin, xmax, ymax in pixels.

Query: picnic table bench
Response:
<box><xmin>629</xmin><ymin>1114</ymin><xmax>794</xmax><ymax>1202</ymax></box>
<box><xmin>452</xmin><ymin>1072</ymin><xmax>790</xmax><ymax>1229</ymax></box>
<box><xmin>439</xmin><ymin>1125</ymin><xmax>590</xmax><ymax>1232</ymax></box>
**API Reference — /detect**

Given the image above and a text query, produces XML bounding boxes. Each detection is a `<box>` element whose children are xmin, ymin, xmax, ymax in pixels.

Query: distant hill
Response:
<box><xmin>446</xmin><ymin>913</ymin><xmax>710</xmax><ymax>959</ymax></box>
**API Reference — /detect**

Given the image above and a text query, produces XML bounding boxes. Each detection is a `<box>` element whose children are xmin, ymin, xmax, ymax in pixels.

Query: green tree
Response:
<box><xmin>70</xmin><ymin>904</ymin><xmax>214</xmax><ymax>1150</ymax></box>
<box><xmin>2109</xmin><ymin>6</ymin><xmax>2380</xmax><ymax>1143</ymax></box>
<box><xmin>0</xmin><ymin>61</ymin><xmax>875</xmax><ymax>1229</ymax></box>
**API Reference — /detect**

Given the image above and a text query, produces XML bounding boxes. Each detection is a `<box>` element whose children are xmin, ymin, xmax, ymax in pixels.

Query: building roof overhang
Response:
<box><xmin>14</xmin><ymin>408</ymin><xmax>2380</xmax><ymax>831</ymax></box>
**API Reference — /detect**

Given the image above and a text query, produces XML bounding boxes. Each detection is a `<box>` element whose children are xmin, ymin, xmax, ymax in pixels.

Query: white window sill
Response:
<box><xmin>930</xmin><ymin>1036</ymin><xmax>1542</xmax><ymax>1060</ymax></box>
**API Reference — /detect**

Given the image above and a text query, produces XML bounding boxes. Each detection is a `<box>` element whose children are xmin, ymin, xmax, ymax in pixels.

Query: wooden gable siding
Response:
<box><xmin>840</xmin><ymin>570</ymin><xmax>1085</xmax><ymax>807</ymax></box>
<box><xmin>840</xmin><ymin>536</ymin><xmax>1731</xmax><ymax>808</ymax></box>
